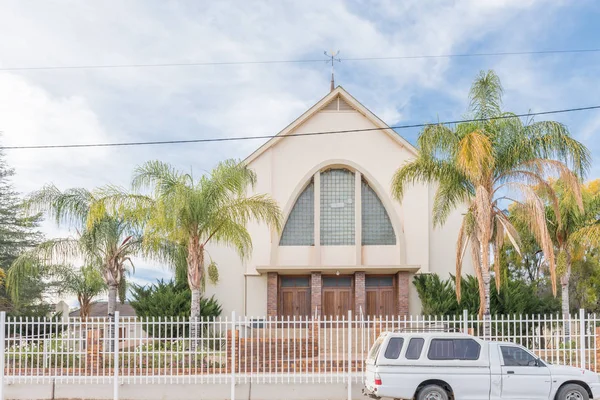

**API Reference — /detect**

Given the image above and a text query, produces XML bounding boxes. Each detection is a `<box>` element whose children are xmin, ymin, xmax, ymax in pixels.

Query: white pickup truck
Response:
<box><xmin>363</xmin><ymin>331</ymin><xmax>600</xmax><ymax>400</ymax></box>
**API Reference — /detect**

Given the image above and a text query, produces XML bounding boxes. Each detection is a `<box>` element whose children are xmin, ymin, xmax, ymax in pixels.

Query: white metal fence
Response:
<box><xmin>1</xmin><ymin>310</ymin><xmax>598</xmax><ymax>397</ymax></box>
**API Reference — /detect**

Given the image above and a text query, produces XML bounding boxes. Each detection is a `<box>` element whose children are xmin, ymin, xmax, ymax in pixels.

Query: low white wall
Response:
<box><xmin>6</xmin><ymin>382</ymin><xmax>367</xmax><ymax>400</ymax></box>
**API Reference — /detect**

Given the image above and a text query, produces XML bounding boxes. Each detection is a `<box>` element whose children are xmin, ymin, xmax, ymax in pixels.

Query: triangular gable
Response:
<box><xmin>244</xmin><ymin>86</ymin><xmax>418</xmax><ymax>165</ymax></box>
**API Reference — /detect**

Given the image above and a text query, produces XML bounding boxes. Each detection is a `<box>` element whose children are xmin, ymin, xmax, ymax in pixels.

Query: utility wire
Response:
<box><xmin>1</xmin><ymin>105</ymin><xmax>599</xmax><ymax>151</ymax></box>
<box><xmin>1</xmin><ymin>48</ymin><xmax>599</xmax><ymax>71</ymax></box>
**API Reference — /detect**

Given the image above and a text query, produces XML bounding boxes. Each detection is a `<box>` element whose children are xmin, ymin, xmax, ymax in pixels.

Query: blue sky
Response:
<box><xmin>1</xmin><ymin>0</ymin><xmax>600</xmax><ymax>297</ymax></box>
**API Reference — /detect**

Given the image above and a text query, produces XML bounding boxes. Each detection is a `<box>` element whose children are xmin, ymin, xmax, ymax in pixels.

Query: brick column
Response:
<box><xmin>396</xmin><ymin>271</ymin><xmax>410</xmax><ymax>317</ymax></box>
<box><xmin>354</xmin><ymin>271</ymin><xmax>366</xmax><ymax>316</ymax></box>
<box><xmin>311</xmin><ymin>271</ymin><xmax>322</xmax><ymax>317</ymax></box>
<box><xmin>86</xmin><ymin>329</ymin><xmax>103</xmax><ymax>375</ymax></box>
<box><xmin>267</xmin><ymin>272</ymin><xmax>278</xmax><ymax>318</ymax></box>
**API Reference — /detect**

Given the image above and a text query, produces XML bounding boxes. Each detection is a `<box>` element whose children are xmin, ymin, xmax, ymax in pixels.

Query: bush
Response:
<box><xmin>129</xmin><ymin>279</ymin><xmax>222</xmax><ymax>338</ymax></box>
<box><xmin>414</xmin><ymin>274</ymin><xmax>560</xmax><ymax>316</ymax></box>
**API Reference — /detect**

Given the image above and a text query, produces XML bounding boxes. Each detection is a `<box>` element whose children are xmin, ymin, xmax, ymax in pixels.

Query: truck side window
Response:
<box><xmin>384</xmin><ymin>337</ymin><xmax>404</xmax><ymax>359</ymax></box>
<box><xmin>501</xmin><ymin>346</ymin><xmax>538</xmax><ymax>366</ymax></box>
<box><xmin>428</xmin><ymin>339</ymin><xmax>481</xmax><ymax>360</ymax></box>
<box><xmin>405</xmin><ymin>338</ymin><xmax>424</xmax><ymax>360</ymax></box>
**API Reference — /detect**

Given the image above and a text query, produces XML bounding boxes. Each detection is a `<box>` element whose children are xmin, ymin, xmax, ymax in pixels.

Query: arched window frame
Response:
<box><xmin>279</xmin><ymin>163</ymin><xmax>397</xmax><ymax>247</ymax></box>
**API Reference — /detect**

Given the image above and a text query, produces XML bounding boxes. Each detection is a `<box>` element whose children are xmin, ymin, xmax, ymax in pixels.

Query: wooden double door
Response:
<box><xmin>279</xmin><ymin>276</ymin><xmax>310</xmax><ymax>318</ymax></box>
<box><xmin>322</xmin><ymin>276</ymin><xmax>353</xmax><ymax>319</ymax></box>
<box><xmin>365</xmin><ymin>276</ymin><xmax>395</xmax><ymax>317</ymax></box>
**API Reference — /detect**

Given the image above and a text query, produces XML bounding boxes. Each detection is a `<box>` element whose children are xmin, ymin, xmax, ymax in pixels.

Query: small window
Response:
<box><xmin>501</xmin><ymin>346</ymin><xmax>538</xmax><ymax>367</ymax></box>
<box><xmin>280</xmin><ymin>276</ymin><xmax>310</xmax><ymax>288</ymax></box>
<box><xmin>428</xmin><ymin>339</ymin><xmax>481</xmax><ymax>360</ymax></box>
<box><xmin>405</xmin><ymin>338</ymin><xmax>425</xmax><ymax>360</ymax></box>
<box><xmin>368</xmin><ymin>335</ymin><xmax>385</xmax><ymax>362</ymax></box>
<box><xmin>365</xmin><ymin>276</ymin><xmax>394</xmax><ymax>287</ymax></box>
<box><xmin>322</xmin><ymin>276</ymin><xmax>352</xmax><ymax>287</ymax></box>
<box><xmin>384</xmin><ymin>337</ymin><xmax>404</xmax><ymax>359</ymax></box>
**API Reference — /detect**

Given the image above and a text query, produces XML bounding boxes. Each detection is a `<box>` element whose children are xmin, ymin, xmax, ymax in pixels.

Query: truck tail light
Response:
<box><xmin>374</xmin><ymin>373</ymin><xmax>382</xmax><ymax>386</ymax></box>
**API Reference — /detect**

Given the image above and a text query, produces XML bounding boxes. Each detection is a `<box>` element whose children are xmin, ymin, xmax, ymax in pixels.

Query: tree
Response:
<box><xmin>0</xmin><ymin>148</ymin><xmax>45</xmax><ymax>314</ymax></box>
<box><xmin>129</xmin><ymin>279</ymin><xmax>222</xmax><ymax>338</ymax></box>
<box><xmin>6</xmin><ymin>185</ymin><xmax>157</xmax><ymax>318</ymax></box>
<box><xmin>96</xmin><ymin>160</ymin><xmax>281</xmax><ymax>324</ymax></box>
<box><xmin>538</xmin><ymin>179</ymin><xmax>600</xmax><ymax>317</ymax></box>
<box><xmin>52</xmin><ymin>265</ymin><xmax>106</xmax><ymax>320</ymax></box>
<box><xmin>392</xmin><ymin>70</ymin><xmax>589</xmax><ymax>323</ymax></box>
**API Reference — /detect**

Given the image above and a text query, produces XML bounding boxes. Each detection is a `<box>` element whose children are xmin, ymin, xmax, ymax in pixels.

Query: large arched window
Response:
<box><xmin>279</xmin><ymin>180</ymin><xmax>314</xmax><ymax>246</ymax></box>
<box><xmin>279</xmin><ymin>168</ymin><xmax>396</xmax><ymax>246</ymax></box>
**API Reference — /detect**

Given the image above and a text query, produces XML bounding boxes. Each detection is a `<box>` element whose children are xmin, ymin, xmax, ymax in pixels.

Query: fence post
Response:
<box><xmin>347</xmin><ymin>310</ymin><xmax>352</xmax><ymax>400</ymax></box>
<box><xmin>0</xmin><ymin>311</ymin><xmax>5</xmax><ymax>400</ymax></box>
<box><xmin>231</xmin><ymin>311</ymin><xmax>236</xmax><ymax>400</ymax></box>
<box><xmin>462</xmin><ymin>310</ymin><xmax>468</xmax><ymax>334</ymax></box>
<box><xmin>113</xmin><ymin>311</ymin><xmax>120</xmax><ymax>400</ymax></box>
<box><xmin>579</xmin><ymin>309</ymin><xmax>586</xmax><ymax>369</ymax></box>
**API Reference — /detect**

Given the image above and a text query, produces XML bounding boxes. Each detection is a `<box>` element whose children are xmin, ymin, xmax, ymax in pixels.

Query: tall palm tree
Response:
<box><xmin>392</xmin><ymin>70</ymin><xmax>589</xmax><ymax>321</ymax></box>
<box><xmin>94</xmin><ymin>159</ymin><xmax>282</xmax><ymax>321</ymax></box>
<box><xmin>6</xmin><ymin>185</ymin><xmax>153</xmax><ymax>318</ymax></box>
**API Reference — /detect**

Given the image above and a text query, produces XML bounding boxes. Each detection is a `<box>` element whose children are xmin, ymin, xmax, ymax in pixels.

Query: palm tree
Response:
<box><xmin>53</xmin><ymin>265</ymin><xmax>107</xmax><ymax>320</ymax></box>
<box><xmin>392</xmin><ymin>70</ymin><xmax>589</xmax><ymax>323</ymax></box>
<box><xmin>542</xmin><ymin>179</ymin><xmax>600</xmax><ymax>319</ymax></box>
<box><xmin>94</xmin><ymin>159</ymin><xmax>282</xmax><ymax>321</ymax></box>
<box><xmin>6</xmin><ymin>185</ymin><xmax>152</xmax><ymax>318</ymax></box>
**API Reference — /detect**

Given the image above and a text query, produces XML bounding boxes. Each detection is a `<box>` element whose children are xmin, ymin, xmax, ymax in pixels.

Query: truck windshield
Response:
<box><xmin>367</xmin><ymin>335</ymin><xmax>386</xmax><ymax>362</ymax></box>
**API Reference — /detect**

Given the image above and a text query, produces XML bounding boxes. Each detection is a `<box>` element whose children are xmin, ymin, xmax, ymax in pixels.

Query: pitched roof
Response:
<box><xmin>68</xmin><ymin>302</ymin><xmax>136</xmax><ymax>318</ymax></box>
<box><xmin>244</xmin><ymin>86</ymin><xmax>418</xmax><ymax>165</ymax></box>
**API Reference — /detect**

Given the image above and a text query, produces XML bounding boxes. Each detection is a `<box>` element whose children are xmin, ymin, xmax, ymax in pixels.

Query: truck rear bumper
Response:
<box><xmin>362</xmin><ymin>387</ymin><xmax>381</xmax><ymax>399</ymax></box>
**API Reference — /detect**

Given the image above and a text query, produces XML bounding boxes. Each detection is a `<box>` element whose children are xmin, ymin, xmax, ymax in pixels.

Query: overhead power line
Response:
<box><xmin>1</xmin><ymin>48</ymin><xmax>599</xmax><ymax>71</ymax></box>
<box><xmin>1</xmin><ymin>105</ymin><xmax>599</xmax><ymax>151</ymax></box>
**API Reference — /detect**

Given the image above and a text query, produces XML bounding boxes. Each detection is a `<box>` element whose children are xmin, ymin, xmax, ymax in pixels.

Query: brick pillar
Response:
<box><xmin>354</xmin><ymin>271</ymin><xmax>366</xmax><ymax>316</ymax></box>
<box><xmin>311</xmin><ymin>271</ymin><xmax>322</xmax><ymax>317</ymax></box>
<box><xmin>86</xmin><ymin>329</ymin><xmax>103</xmax><ymax>375</ymax></box>
<box><xmin>396</xmin><ymin>271</ymin><xmax>410</xmax><ymax>317</ymax></box>
<box><xmin>267</xmin><ymin>272</ymin><xmax>278</xmax><ymax>318</ymax></box>
<box><xmin>226</xmin><ymin>329</ymin><xmax>239</xmax><ymax>373</ymax></box>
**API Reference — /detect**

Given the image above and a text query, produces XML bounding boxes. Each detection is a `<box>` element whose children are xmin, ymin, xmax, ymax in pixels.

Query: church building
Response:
<box><xmin>205</xmin><ymin>86</ymin><xmax>472</xmax><ymax>318</ymax></box>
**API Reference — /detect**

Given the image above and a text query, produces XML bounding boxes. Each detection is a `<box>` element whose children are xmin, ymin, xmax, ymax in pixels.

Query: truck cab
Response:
<box><xmin>364</xmin><ymin>331</ymin><xmax>600</xmax><ymax>400</ymax></box>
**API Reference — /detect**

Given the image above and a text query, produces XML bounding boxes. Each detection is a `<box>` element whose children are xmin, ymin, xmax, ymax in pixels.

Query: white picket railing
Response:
<box><xmin>1</xmin><ymin>310</ymin><xmax>598</xmax><ymax>397</ymax></box>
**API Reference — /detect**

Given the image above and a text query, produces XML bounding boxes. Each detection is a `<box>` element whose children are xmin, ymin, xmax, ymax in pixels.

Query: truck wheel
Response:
<box><xmin>417</xmin><ymin>384</ymin><xmax>449</xmax><ymax>400</ymax></box>
<box><xmin>557</xmin><ymin>384</ymin><xmax>589</xmax><ymax>400</ymax></box>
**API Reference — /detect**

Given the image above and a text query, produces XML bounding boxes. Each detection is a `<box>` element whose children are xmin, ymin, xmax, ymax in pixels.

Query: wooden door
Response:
<box><xmin>322</xmin><ymin>276</ymin><xmax>353</xmax><ymax>319</ymax></box>
<box><xmin>366</xmin><ymin>276</ymin><xmax>395</xmax><ymax>318</ymax></box>
<box><xmin>279</xmin><ymin>276</ymin><xmax>311</xmax><ymax>319</ymax></box>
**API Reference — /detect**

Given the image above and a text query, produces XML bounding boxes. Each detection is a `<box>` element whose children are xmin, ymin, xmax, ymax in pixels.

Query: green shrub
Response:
<box><xmin>129</xmin><ymin>279</ymin><xmax>222</xmax><ymax>338</ymax></box>
<box><xmin>414</xmin><ymin>274</ymin><xmax>560</xmax><ymax>316</ymax></box>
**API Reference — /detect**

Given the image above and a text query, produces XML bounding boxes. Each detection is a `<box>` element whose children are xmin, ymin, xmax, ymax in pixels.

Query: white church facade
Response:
<box><xmin>205</xmin><ymin>86</ymin><xmax>472</xmax><ymax>318</ymax></box>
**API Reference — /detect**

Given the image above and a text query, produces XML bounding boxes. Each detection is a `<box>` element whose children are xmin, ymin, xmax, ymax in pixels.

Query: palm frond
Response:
<box><xmin>25</xmin><ymin>184</ymin><xmax>93</xmax><ymax>228</ymax></box>
<box><xmin>457</xmin><ymin>130</ymin><xmax>494</xmax><ymax>182</ymax></box>
<box><xmin>468</xmin><ymin>70</ymin><xmax>503</xmax><ymax>119</ymax></box>
<box><xmin>132</xmin><ymin>160</ymin><xmax>185</xmax><ymax>196</ymax></box>
<box><xmin>525</xmin><ymin>121</ymin><xmax>591</xmax><ymax>178</ymax></box>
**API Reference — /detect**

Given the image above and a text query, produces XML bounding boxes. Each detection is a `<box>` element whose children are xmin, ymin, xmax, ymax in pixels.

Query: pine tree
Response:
<box><xmin>0</xmin><ymin>149</ymin><xmax>44</xmax><ymax>314</ymax></box>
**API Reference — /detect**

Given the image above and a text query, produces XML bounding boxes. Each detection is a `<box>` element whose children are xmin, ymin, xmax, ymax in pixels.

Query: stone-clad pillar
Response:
<box><xmin>354</xmin><ymin>272</ymin><xmax>366</xmax><ymax>316</ymax></box>
<box><xmin>311</xmin><ymin>271</ymin><xmax>322</xmax><ymax>317</ymax></box>
<box><xmin>267</xmin><ymin>272</ymin><xmax>278</xmax><ymax>318</ymax></box>
<box><xmin>396</xmin><ymin>271</ymin><xmax>410</xmax><ymax>316</ymax></box>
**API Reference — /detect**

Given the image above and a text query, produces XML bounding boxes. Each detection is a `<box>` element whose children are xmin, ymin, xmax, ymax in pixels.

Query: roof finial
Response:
<box><xmin>324</xmin><ymin>50</ymin><xmax>340</xmax><ymax>92</ymax></box>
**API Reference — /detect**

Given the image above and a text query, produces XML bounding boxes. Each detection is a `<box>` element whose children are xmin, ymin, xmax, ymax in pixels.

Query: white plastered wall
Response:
<box><xmin>206</xmin><ymin>94</ymin><xmax>473</xmax><ymax>317</ymax></box>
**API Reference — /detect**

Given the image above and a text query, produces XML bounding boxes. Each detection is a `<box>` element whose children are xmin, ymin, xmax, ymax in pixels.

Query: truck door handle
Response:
<box><xmin>507</xmin><ymin>371</ymin><xmax>515</xmax><ymax>374</ymax></box>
